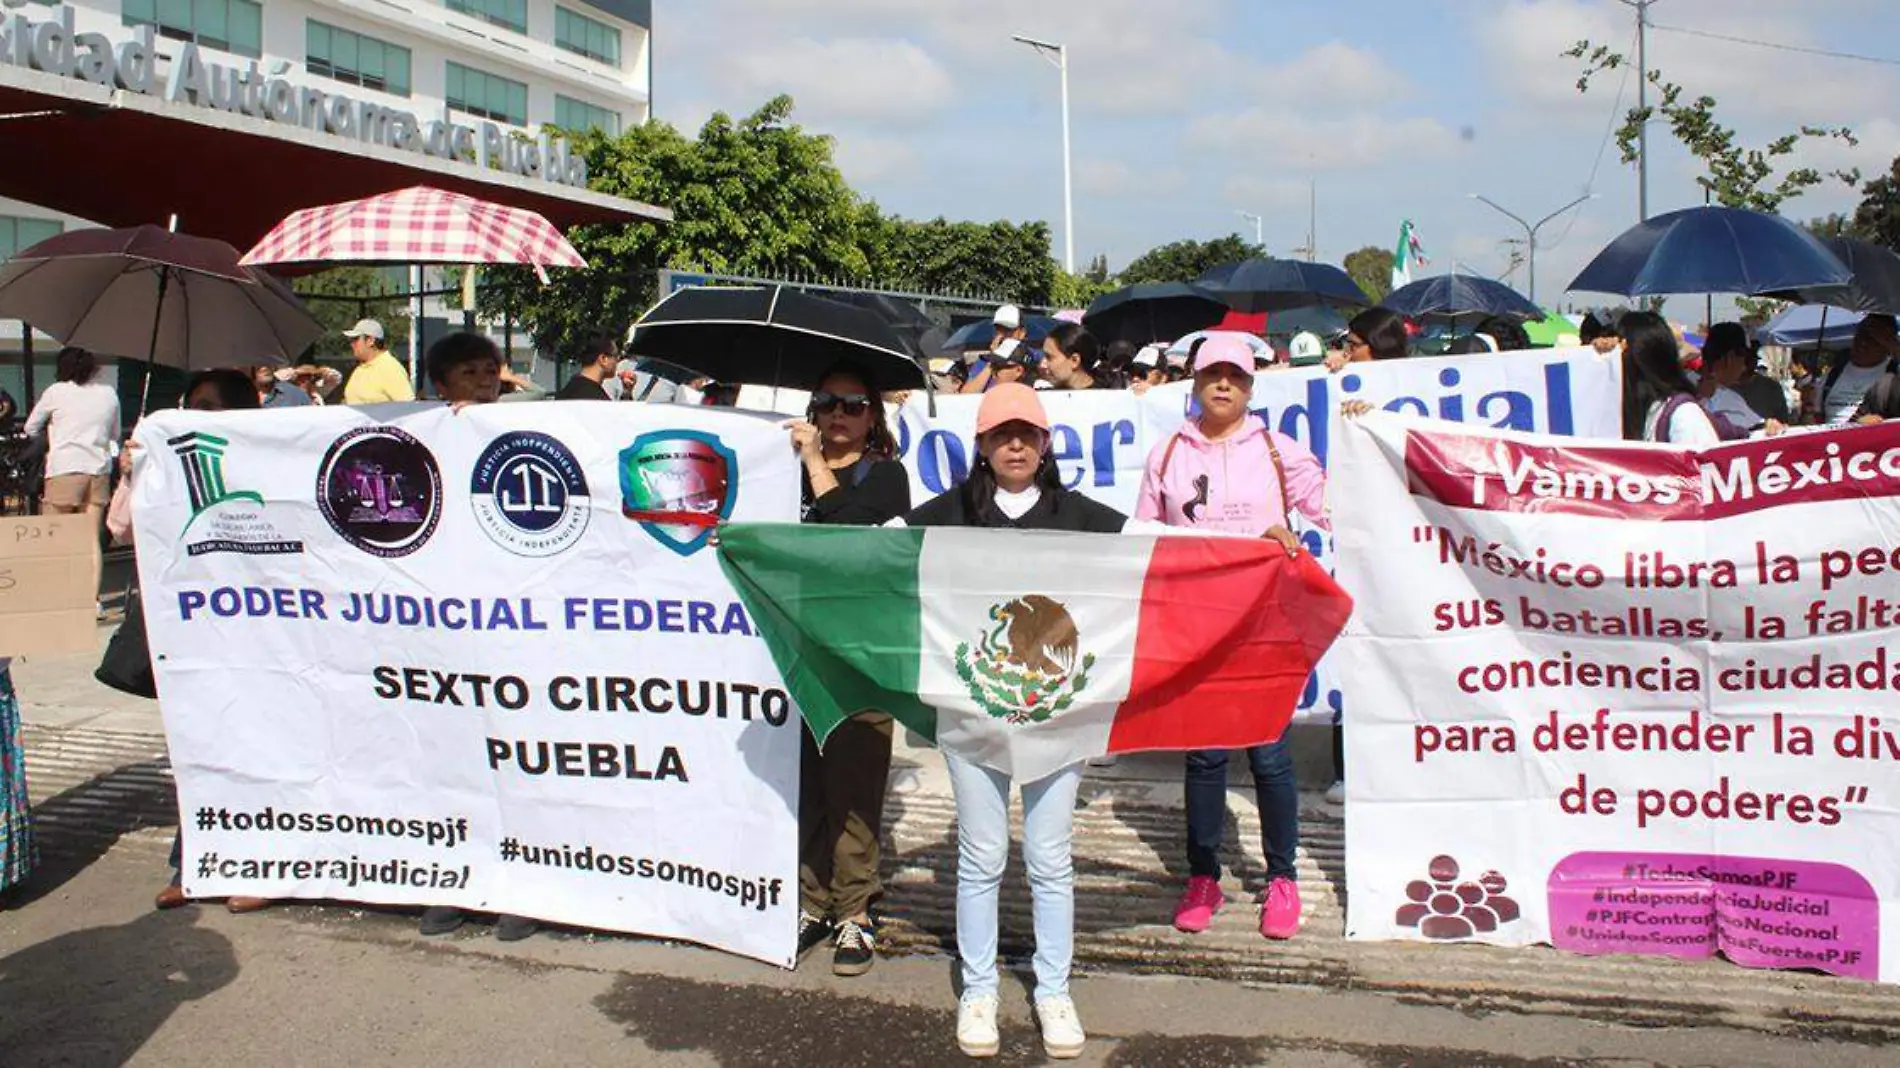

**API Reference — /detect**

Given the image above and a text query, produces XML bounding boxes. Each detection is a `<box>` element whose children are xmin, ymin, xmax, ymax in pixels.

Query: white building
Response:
<box><xmin>0</xmin><ymin>0</ymin><xmax>662</xmax><ymax>400</ymax></box>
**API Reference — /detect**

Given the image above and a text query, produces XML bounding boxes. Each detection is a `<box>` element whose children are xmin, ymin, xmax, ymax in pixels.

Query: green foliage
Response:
<box><xmin>1567</xmin><ymin>41</ymin><xmax>1860</xmax><ymax>213</ymax></box>
<box><xmin>1119</xmin><ymin>234</ymin><xmax>1261</xmax><ymax>286</ymax></box>
<box><xmin>860</xmin><ymin>211</ymin><xmax>1055</xmax><ymax>304</ymax></box>
<box><xmin>1342</xmin><ymin>245</ymin><xmax>1392</xmax><ymax>303</ymax></box>
<box><xmin>1853</xmin><ymin>156</ymin><xmax>1900</xmax><ymax>253</ymax></box>
<box><xmin>290</xmin><ymin>266</ymin><xmax>411</xmax><ymax>362</ymax></box>
<box><xmin>1050</xmin><ymin>268</ymin><xmax>1117</xmax><ymax>310</ymax></box>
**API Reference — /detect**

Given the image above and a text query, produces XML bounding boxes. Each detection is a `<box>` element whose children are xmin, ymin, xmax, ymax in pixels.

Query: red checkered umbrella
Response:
<box><xmin>239</xmin><ymin>185</ymin><xmax>586</xmax><ymax>280</ymax></box>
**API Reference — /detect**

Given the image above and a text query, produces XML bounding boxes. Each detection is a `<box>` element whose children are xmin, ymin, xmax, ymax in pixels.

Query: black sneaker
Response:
<box><xmin>418</xmin><ymin>906</ymin><xmax>468</xmax><ymax>936</ymax></box>
<box><xmin>831</xmin><ymin>918</ymin><xmax>875</xmax><ymax>977</ymax></box>
<box><xmin>797</xmin><ymin>911</ymin><xmax>833</xmax><ymax>957</ymax></box>
<box><xmin>495</xmin><ymin>914</ymin><xmax>540</xmax><ymax>943</ymax></box>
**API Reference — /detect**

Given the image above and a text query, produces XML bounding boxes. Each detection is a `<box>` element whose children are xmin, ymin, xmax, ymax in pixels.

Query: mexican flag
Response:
<box><xmin>718</xmin><ymin>525</ymin><xmax>1353</xmax><ymax>781</ymax></box>
<box><xmin>1392</xmin><ymin>219</ymin><xmax>1429</xmax><ymax>290</ymax></box>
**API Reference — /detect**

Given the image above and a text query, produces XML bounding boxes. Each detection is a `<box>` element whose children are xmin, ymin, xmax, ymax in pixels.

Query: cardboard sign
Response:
<box><xmin>0</xmin><ymin>514</ymin><xmax>101</xmax><ymax>656</ymax></box>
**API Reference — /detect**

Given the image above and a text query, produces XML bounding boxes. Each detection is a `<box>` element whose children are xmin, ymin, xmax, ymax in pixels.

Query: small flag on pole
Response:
<box><xmin>1392</xmin><ymin>220</ymin><xmax>1429</xmax><ymax>290</ymax></box>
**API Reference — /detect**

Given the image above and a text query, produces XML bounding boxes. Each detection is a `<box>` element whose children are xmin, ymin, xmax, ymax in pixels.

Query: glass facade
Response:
<box><xmin>0</xmin><ymin>216</ymin><xmax>62</xmax><ymax>261</ymax></box>
<box><xmin>445</xmin><ymin>62</ymin><xmax>529</xmax><ymax>126</ymax></box>
<box><xmin>445</xmin><ymin>0</ymin><xmax>527</xmax><ymax>34</ymax></box>
<box><xmin>123</xmin><ymin>0</ymin><xmax>263</xmax><ymax>58</ymax></box>
<box><xmin>555</xmin><ymin>6</ymin><xmax>621</xmax><ymax>65</ymax></box>
<box><xmin>307</xmin><ymin>22</ymin><xmax>413</xmax><ymax>97</ymax></box>
<box><xmin>554</xmin><ymin>95</ymin><xmax>620</xmax><ymax>135</ymax></box>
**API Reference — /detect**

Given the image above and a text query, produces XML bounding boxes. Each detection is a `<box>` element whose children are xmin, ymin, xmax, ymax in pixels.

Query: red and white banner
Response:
<box><xmin>1334</xmin><ymin>414</ymin><xmax>1900</xmax><ymax>983</ymax></box>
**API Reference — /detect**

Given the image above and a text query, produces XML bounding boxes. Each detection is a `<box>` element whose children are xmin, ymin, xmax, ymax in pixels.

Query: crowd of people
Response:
<box><xmin>0</xmin><ymin>292</ymin><xmax>1890</xmax><ymax>1060</ymax></box>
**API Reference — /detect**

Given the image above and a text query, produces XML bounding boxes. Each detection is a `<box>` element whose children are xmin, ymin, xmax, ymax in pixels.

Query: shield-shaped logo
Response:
<box><xmin>618</xmin><ymin>430</ymin><xmax>738</xmax><ymax>556</ymax></box>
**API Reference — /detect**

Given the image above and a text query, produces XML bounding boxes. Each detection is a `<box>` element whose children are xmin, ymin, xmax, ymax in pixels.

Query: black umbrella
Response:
<box><xmin>1082</xmin><ymin>282</ymin><xmax>1228</xmax><ymax>345</ymax></box>
<box><xmin>1382</xmin><ymin>274</ymin><xmax>1544</xmax><ymax>323</ymax></box>
<box><xmin>1761</xmin><ymin>236</ymin><xmax>1900</xmax><ymax>315</ymax></box>
<box><xmin>828</xmin><ymin>291</ymin><xmax>938</xmax><ymax>359</ymax></box>
<box><xmin>628</xmin><ymin>285</ymin><xmax>925</xmax><ymax>392</ymax></box>
<box><xmin>1196</xmin><ymin>258</ymin><xmax>1370</xmax><ymax>314</ymax></box>
<box><xmin>1568</xmin><ymin>205</ymin><xmax>1851</xmax><ymax>298</ymax></box>
<box><xmin>0</xmin><ymin>225</ymin><xmax>323</xmax><ymax>372</ymax></box>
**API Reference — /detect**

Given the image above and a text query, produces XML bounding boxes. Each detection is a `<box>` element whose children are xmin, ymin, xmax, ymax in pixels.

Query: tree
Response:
<box><xmin>483</xmin><ymin>95</ymin><xmax>874</xmax><ymax>359</ymax></box>
<box><xmin>1567</xmin><ymin>42</ymin><xmax>1859</xmax><ymax>213</ymax></box>
<box><xmin>860</xmin><ymin>212</ymin><xmax>1056</xmax><ymax>304</ymax></box>
<box><xmin>1805</xmin><ymin>214</ymin><xmax>1856</xmax><ymax>241</ymax></box>
<box><xmin>291</xmin><ymin>266</ymin><xmax>412</xmax><ymax>362</ymax></box>
<box><xmin>1050</xmin><ymin>268</ymin><xmax>1117</xmax><ymax>310</ymax></box>
<box><xmin>1119</xmin><ymin>234</ymin><xmax>1261</xmax><ymax>286</ymax></box>
<box><xmin>1853</xmin><ymin>156</ymin><xmax>1900</xmax><ymax>252</ymax></box>
<box><xmin>1084</xmin><ymin>253</ymin><xmax>1111</xmax><ymax>285</ymax></box>
<box><xmin>1343</xmin><ymin>245</ymin><xmax>1392</xmax><ymax>303</ymax></box>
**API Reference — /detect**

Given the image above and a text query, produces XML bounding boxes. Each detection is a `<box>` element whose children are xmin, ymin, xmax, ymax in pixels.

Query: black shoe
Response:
<box><xmin>495</xmin><ymin>914</ymin><xmax>540</xmax><ymax>943</ymax></box>
<box><xmin>831</xmin><ymin>918</ymin><xmax>875</xmax><ymax>977</ymax></box>
<box><xmin>797</xmin><ymin>911</ymin><xmax>833</xmax><ymax>957</ymax></box>
<box><xmin>419</xmin><ymin>906</ymin><xmax>468</xmax><ymax>936</ymax></box>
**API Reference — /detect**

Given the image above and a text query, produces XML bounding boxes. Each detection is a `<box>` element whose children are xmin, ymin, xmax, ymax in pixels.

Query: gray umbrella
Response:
<box><xmin>0</xmin><ymin>225</ymin><xmax>324</xmax><ymax>371</ymax></box>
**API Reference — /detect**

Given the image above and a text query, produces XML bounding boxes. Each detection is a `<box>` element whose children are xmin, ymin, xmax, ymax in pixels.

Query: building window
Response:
<box><xmin>307</xmin><ymin>22</ymin><xmax>412</xmax><ymax>97</ymax></box>
<box><xmin>123</xmin><ymin>0</ymin><xmax>263</xmax><ymax>58</ymax></box>
<box><xmin>0</xmin><ymin>216</ymin><xmax>62</xmax><ymax>261</ymax></box>
<box><xmin>445</xmin><ymin>0</ymin><xmax>526</xmax><ymax>34</ymax></box>
<box><xmin>554</xmin><ymin>7</ymin><xmax>620</xmax><ymax>65</ymax></box>
<box><xmin>445</xmin><ymin>62</ymin><xmax>528</xmax><ymax>126</ymax></box>
<box><xmin>554</xmin><ymin>95</ymin><xmax>620</xmax><ymax>136</ymax></box>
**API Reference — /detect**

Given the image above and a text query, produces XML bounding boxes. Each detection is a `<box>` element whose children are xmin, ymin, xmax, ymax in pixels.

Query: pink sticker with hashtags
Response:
<box><xmin>1548</xmin><ymin>851</ymin><xmax>1879</xmax><ymax>981</ymax></box>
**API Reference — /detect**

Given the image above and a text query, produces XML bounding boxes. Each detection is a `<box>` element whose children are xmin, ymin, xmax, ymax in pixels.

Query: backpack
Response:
<box><xmin>1156</xmin><ymin>421</ymin><xmax>1290</xmax><ymax>522</ymax></box>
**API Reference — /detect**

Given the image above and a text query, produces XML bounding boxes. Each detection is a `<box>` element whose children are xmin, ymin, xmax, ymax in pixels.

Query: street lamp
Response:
<box><xmin>1469</xmin><ymin>192</ymin><xmax>1599</xmax><ymax>304</ymax></box>
<box><xmin>1236</xmin><ymin>210</ymin><xmax>1264</xmax><ymax>249</ymax></box>
<box><xmin>1012</xmin><ymin>34</ymin><xmax>1073</xmax><ymax>274</ymax></box>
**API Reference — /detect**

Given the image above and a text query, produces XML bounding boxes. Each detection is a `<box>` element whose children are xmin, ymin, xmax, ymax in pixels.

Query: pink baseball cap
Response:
<box><xmin>975</xmin><ymin>382</ymin><xmax>1051</xmax><ymax>434</ymax></box>
<box><xmin>1192</xmin><ymin>334</ymin><xmax>1257</xmax><ymax>375</ymax></box>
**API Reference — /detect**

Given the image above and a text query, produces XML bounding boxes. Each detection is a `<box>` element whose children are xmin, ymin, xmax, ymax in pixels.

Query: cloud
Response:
<box><xmin>830</xmin><ymin>135</ymin><xmax>923</xmax><ymax>184</ymax></box>
<box><xmin>1077</xmin><ymin>160</ymin><xmax>1187</xmax><ymax>199</ymax></box>
<box><xmin>716</xmin><ymin>37</ymin><xmax>957</xmax><ymax>124</ymax></box>
<box><xmin>1186</xmin><ymin>110</ymin><xmax>1464</xmax><ymax>172</ymax></box>
<box><xmin>1255</xmin><ymin>42</ymin><xmax>1408</xmax><ymax>109</ymax></box>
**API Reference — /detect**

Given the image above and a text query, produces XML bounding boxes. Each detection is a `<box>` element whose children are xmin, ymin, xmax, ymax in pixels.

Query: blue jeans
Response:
<box><xmin>945</xmin><ymin>753</ymin><xmax>1082</xmax><ymax>1002</ymax></box>
<box><xmin>1185</xmin><ymin>740</ymin><xmax>1298</xmax><ymax>883</ymax></box>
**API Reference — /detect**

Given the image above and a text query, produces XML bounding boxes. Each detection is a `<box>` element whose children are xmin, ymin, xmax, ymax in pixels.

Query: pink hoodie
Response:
<box><xmin>1135</xmin><ymin>416</ymin><xmax>1329</xmax><ymax>534</ymax></box>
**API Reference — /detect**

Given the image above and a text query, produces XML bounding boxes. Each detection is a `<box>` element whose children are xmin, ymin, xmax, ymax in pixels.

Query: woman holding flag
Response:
<box><xmin>1133</xmin><ymin>335</ymin><xmax>1331</xmax><ymax>944</ymax></box>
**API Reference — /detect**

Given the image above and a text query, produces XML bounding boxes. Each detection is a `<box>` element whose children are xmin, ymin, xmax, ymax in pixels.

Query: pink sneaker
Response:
<box><xmin>1172</xmin><ymin>875</ymin><xmax>1225</xmax><ymax>933</ymax></box>
<box><xmin>1260</xmin><ymin>877</ymin><xmax>1302</xmax><ymax>940</ymax></box>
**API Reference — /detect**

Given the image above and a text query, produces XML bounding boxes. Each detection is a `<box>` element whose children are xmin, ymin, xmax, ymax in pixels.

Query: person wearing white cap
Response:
<box><xmin>340</xmin><ymin>318</ymin><xmax>415</xmax><ymax>405</ymax></box>
<box><xmin>959</xmin><ymin>305</ymin><xmax>1031</xmax><ymax>394</ymax></box>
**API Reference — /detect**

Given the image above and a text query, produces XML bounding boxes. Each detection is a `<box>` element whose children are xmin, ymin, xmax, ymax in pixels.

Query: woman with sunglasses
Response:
<box><xmin>891</xmin><ymin>383</ymin><xmax>1123</xmax><ymax>1060</ymax></box>
<box><xmin>1326</xmin><ymin>307</ymin><xmax>1411</xmax><ymax>370</ymax></box>
<box><xmin>784</xmin><ymin>363</ymin><xmax>911</xmax><ymax>976</ymax></box>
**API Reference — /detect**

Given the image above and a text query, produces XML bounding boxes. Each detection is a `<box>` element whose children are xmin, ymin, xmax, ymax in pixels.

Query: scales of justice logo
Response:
<box><xmin>954</xmin><ymin>596</ymin><xmax>1096</xmax><ymax>725</ymax></box>
<box><xmin>469</xmin><ymin>431</ymin><xmax>590</xmax><ymax>557</ymax></box>
<box><xmin>316</xmin><ymin>426</ymin><xmax>443</xmax><ymax>558</ymax></box>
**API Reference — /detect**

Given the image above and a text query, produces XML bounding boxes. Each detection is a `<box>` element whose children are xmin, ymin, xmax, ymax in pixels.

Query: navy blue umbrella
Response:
<box><xmin>1264</xmin><ymin>305</ymin><xmax>1349</xmax><ymax>338</ymax></box>
<box><xmin>943</xmin><ymin>315</ymin><xmax>1057</xmax><ymax>351</ymax></box>
<box><xmin>1082</xmin><ymin>282</ymin><xmax>1227</xmax><ymax>345</ymax></box>
<box><xmin>1196</xmin><ymin>258</ymin><xmax>1370</xmax><ymax>313</ymax></box>
<box><xmin>1761</xmin><ymin>236</ymin><xmax>1900</xmax><ymax>315</ymax></box>
<box><xmin>1382</xmin><ymin>274</ymin><xmax>1544</xmax><ymax>323</ymax></box>
<box><xmin>1568</xmin><ymin>205</ymin><xmax>1852</xmax><ymax>298</ymax></box>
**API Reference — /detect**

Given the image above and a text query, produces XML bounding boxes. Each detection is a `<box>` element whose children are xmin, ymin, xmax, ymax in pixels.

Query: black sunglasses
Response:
<box><xmin>811</xmin><ymin>391</ymin><xmax>871</xmax><ymax>416</ymax></box>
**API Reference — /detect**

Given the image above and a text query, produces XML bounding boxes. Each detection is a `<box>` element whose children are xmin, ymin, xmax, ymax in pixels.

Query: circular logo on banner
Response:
<box><xmin>469</xmin><ymin>431</ymin><xmax>591</xmax><ymax>557</ymax></box>
<box><xmin>316</xmin><ymin>426</ymin><xmax>443</xmax><ymax>558</ymax></box>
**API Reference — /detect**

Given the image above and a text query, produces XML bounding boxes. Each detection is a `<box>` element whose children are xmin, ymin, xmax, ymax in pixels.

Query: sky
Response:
<box><xmin>651</xmin><ymin>0</ymin><xmax>1900</xmax><ymax>315</ymax></box>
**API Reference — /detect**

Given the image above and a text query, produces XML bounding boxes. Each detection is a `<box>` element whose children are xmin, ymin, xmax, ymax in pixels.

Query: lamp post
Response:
<box><xmin>1012</xmin><ymin>34</ymin><xmax>1073</xmax><ymax>273</ymax></box>
<box><xmin>1236</xmin><ymin>210</ymin><xmax>1264</xmax><ymax>249</ymax></box>
<box><xmin>1615</xmin><ymin>0</ymin><xmax>1656</xmax><ymax>221</ymax></box>
<box><xmin>1469</xmin><ymin>192</ymin><xmax>1599</xmax><ymax>304</ymax></box>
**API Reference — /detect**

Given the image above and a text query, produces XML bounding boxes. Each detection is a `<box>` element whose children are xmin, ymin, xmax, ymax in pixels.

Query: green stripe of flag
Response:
<box><xmin>718</xmin><ymin>523</ymin><xmax>937</xmax><ymax>746</ymax></box>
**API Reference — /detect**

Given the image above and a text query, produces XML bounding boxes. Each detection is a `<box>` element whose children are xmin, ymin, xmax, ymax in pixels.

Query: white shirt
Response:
<box><xmin>1705</xmin><ymin>386</ymin><xmax>1763</xmax><ymax>431</ymax></box>
<box><xmin>1823</xmin><ymin>362</ymin><xmax>1887</xmax><ymax>425</ymax></box>
<box><xmin>1644</xmin><ymin>398</ymin><xmax>1721</xmax><ymax>446</ymax></box>
<box><xmin>23</xmin><ymin>380</ymin><xmax>120</xmax><ymax>477</ymax></box>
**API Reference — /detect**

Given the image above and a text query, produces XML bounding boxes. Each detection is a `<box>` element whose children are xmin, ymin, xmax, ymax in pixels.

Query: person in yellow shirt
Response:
<box><xmin>340</xmin><ymin>319</ymin><xmax>416</xmax><ymax>404</ymax></box>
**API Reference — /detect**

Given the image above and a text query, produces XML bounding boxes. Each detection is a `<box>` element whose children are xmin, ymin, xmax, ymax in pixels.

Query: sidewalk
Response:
<box><xmin>14</xmin><ymin>634</ymin><xmax>1900</xmax><ymax>1043</ymax></box>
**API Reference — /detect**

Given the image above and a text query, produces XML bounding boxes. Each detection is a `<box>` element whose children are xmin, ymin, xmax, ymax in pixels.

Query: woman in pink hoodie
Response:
<box><xmin>1134</xmin><ymin>334</ymin><xmax>1329</xmax><ymax>943</ymax></box>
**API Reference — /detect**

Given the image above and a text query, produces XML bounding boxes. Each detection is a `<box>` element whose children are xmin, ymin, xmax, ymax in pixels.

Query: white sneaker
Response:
<box><xmin>1035</xmin><ymin>995</ymin><xmax>1086</xmax><ymax>1060</ymax></box>
<box><xmin>1325</xmin><ymin>780</ymin><xmax>1346</xmax><ymax>805</ymax></box>
<box><xmin>956</xmin><ymin>993</ymin><xmax>1000</xmax><ymax>1058</ymax></box>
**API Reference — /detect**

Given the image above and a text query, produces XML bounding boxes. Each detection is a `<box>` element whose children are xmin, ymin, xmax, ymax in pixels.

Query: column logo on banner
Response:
<box><xmin>171</xmin><ymin>431</ymin><xmax>304</xmax><ymax>557</ymax></box>
<box><xmin>316</xmin><ymin>427</ymin><xmax>444</xmax><ymax>558</ymax></box>
<box><xmin>617</xmin><ymin>430</ymin><xmax>738</xmax><ymax>556</ymax></box>
<box><xmin>469</xmin><ymin>432</ymin><xmax>592</xmax><ymax>558</ymax></box>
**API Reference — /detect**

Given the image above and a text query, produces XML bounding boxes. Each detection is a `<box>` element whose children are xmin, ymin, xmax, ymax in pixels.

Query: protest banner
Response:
<box><xmin>1333</xmin><ymin>414</ymin><xmax>1900</xmax><ymax>983</ymax></box>
<box><xmin>133</xmin><ymin>402</ymin><xmax>802</xmax><ymax>966</ymax></box>
<box><xmin>894</xmin><ymin>348</ymin><xmax>1623</xmax><ymax>722</ymax></box>
<box><xmin>0</xmin><ymin>513</ymin><xmax>101</xmax><ymax>656</ymax></box>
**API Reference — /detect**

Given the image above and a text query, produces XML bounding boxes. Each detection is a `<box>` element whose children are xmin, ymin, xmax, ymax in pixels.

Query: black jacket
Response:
<box><xmin>904</xmin><ymin>484</ymin><xmax>1126</xmax><ymax>532</ymax></box>
<box><xmin>803</xmin><ymin>458</ymin><xmax>911</xmax><ymax>526</ymax></box>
